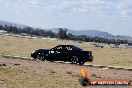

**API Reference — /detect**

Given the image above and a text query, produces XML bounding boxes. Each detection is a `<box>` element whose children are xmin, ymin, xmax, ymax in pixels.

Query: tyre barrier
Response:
<box><xmin>0</xmin><ymin>54</ymin><xmax>31</xmax><ymax>61</ymax></box>
<box><xmin>0</xmin><ymin>54</ymin><xmax>132</xmax><ymax>71</ymax></box>
<box><xmin>85</xmin><ymin>65</ymin><xmax>132</xmax><ymax>71</ymax></box>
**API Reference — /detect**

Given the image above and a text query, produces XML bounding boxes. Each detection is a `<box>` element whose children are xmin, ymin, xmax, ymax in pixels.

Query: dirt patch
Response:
<box><xmin>0</xmin><ymin>57</ymin><xmax>132</xmax><ymax>88</ymax></box>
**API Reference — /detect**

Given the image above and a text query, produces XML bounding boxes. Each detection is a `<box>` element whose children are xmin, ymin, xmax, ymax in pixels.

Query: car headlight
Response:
<box><xmin>31</xmin><ymin>50</ymin><xmax>35</xmax><ymax>54</ymax></box>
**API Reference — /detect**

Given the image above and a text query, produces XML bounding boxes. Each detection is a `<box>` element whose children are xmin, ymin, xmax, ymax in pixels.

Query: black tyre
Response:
<box><xmin>36</xmin><ymin>52</ymin><xmax>46</xmax><ymax>60</ymax></box>
<box><xmin>71</xmin><ymin>56</ymin><xmax>79</xmax><ymax>64</ymax></box>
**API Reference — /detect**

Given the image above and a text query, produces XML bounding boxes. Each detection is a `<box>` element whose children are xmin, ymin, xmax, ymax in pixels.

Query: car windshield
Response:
<box><xmin>52</xmin><ymin>46</ymin><xmax>62</xmax><ymax>50</ymax></box>
<box><xmin>72</xmin><ymin>46</ymin><xmax>83</xmax><ymax>51</ymax></box>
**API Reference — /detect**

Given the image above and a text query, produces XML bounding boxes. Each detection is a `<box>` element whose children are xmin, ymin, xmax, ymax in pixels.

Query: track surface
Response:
<box><xmin>0</xmin><ymin>54</ymin><xmax>132</xmax><ymax>71</ymax></box>
<box><xmin>0</xmin><ymin>56</ymin><xmax>132</xmax><ymax>88</ymax></box>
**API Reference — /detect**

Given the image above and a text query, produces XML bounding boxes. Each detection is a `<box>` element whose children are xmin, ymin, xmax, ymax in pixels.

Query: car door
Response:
<box><xmin>49</xmin><ymin>46</ymin><xmax>63</xmax><ymax>61</ymax></box>
<box><xmin>55</xmin><ymin>46</ymin><xmax>68</xmax><ymax>61</ymax></box>
<box><xmin>58</xmin><ymin>46</ymin><xmax>68</xmax><ymax>61</ymax></box>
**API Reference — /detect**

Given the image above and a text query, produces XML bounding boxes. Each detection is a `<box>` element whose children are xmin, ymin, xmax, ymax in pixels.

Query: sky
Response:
<box><xmin>0</xmin><ymin>0</ymin><xmax>132</xmax><ymax>36</ymax></box>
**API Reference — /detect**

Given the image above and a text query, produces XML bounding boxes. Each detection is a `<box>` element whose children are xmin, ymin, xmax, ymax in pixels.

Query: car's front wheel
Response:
<box><xmin>71</xmin><ymin>56</ymin><xmax>79</xmax><ymax>64</ymax></box>
<box><xmin>36</xmin><ymin>52</ymin><xmax>46</xmax><ymax>60</ymax></box>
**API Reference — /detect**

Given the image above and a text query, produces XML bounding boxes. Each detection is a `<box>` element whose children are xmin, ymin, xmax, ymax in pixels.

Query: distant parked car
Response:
<box><xmin>95</xmin><ymin>44</ymin><xmax>104</xmax><ymax>48</ymax></box>
<box><xmin>112</xmin><ymin>44</ymin><xmax>120</xmax><ymax>48</ymax></box>
<box><xmin>31</xmin><ymin>45</ymin><xmax>93</xmax><ymax>65</ymax></box>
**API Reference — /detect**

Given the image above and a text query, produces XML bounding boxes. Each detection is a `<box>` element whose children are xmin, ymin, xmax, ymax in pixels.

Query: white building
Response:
<box><xmin>0</xmin><ymin>30</ymin><xmax>7</xmax><ymax>34</ymax></box>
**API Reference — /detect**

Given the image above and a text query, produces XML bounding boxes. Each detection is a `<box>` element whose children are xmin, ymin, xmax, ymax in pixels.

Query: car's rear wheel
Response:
<box><xmin>36</xmin><ymin>52</ymin><xmax>46</xmax><ymax>60</ymax></box>
<box><xmin>71</xmin><ymin>56</ymin><xmax>79</xmax><ymax>64</ymax></box>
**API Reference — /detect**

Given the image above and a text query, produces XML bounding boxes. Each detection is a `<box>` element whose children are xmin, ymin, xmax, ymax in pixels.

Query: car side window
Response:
<box><xmin>56</xmin><ymin>46</ymin><xmax>62</xmax><ymax>50</ymax></box>
<box><xmin>66</xmin><ymin>47</ymin><xmax>72</xmax><ymax>50</ymax></box>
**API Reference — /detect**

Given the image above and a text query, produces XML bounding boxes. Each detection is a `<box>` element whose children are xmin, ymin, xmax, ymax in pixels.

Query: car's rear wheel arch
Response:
<box><xmin>70</xmin><ymin>55</ymin><xmax>80</xmax><ymax>64</ymax></box>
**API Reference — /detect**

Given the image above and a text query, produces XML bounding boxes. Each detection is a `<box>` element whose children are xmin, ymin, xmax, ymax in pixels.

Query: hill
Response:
<box><xmin>0</xmin><ymin>20</ymin><xmax>132</xmax><ymax>40</ymax></box>
<box><xmin>50</xmin><ymin>28</ymin><xmax>132</xmax><ymax>40</ymax></box>
<box><xmin>50</xmin><ymin>28</ymin><xmax>114</xmax><ymax>37</ymax></box>
<box><xmin>0</xmin><ymin>20</ymin><xmax>27</xmax><ymax>28</ymax></box>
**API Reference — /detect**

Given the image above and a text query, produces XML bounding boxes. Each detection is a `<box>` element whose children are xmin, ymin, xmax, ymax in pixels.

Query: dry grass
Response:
<box><xmin>0</xmin><ymin>67</ymin><xmax>81</xmax><ymax>88</ymax></box>
<box><xmin>0</xmin><ymin>34</ymin><xmax>132</xmax><ymax>68</ymax></box>
<box><xmin>0</xmin><ymin>57</ymin><xmax>132</xmax><ymax>88</ymax></box>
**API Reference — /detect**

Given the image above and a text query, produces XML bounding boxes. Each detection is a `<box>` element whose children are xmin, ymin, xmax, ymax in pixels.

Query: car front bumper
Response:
<box><xmin>85</xmin><ymin>56</ymin><xmax>93</xmax><ymax>62</ymax></box>
<box><xmin>88</xmin><ymin>56</ymin><xmax>93</xmax><ymax>62</ymax></box>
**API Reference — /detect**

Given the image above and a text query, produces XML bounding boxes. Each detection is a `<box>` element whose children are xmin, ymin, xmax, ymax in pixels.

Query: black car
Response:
<box><xmin>31</xmin><ymin>45</ymin><xmax>93</xmax><ymax>65</ymax></box>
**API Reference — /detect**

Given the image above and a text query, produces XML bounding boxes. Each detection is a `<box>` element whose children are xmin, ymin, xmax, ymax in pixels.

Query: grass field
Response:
<box><xmin>0</xmin><ymin>64</ymin><xmax>80</xmax><ymax>88</ymax></box>
<box><xmin>0</xmin><ymin>34</ymin><xmax>132</xmax><ymax>68</ymax></box>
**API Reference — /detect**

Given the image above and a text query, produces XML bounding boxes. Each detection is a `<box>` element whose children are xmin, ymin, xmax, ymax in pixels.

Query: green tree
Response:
<box><xmin>58</xmin><ymin>28</ymin><xmax>68</xmax><ymax>40</ymax></box>
<box><xmin>0</xmin><ymin>25</ymin><xmax>4</xmax><ymax>30</ymax></box>
<box><xmin>58</xmin><ymin>28</ymin><xmax>64</xmax><ymax>40</ymax></box>
<box><xmin>64</xmin><ymin>29</ymin><xmax>68</xmax><ymax>39</ymax></box>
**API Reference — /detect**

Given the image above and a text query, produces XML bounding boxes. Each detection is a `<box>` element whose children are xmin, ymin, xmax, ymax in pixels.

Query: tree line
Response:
<box><xmin>0</xmin><ymin>25</ymin><xmax>128</xmax><ymax>44</ymax></box>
